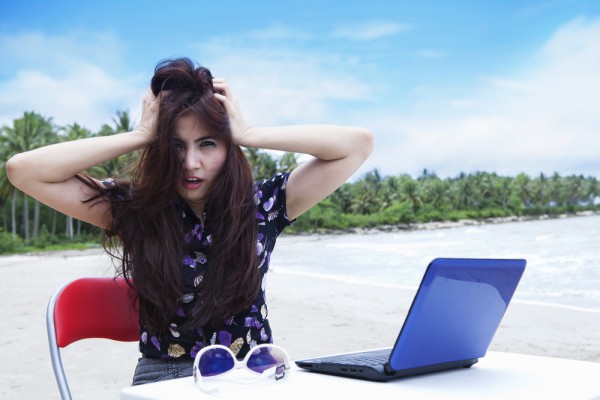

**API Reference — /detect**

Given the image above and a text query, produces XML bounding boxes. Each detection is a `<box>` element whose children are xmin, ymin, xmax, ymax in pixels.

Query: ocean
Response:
<box><xmin>271</xmin><ymin>214</ymin><xmax>600</xmax><ymax>312</ymax></box>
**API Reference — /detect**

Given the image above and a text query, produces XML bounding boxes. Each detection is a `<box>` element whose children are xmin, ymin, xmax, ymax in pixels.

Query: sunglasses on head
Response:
<box><xmin>193</xmin><ymin>344</ymin><xmax>291</xmax><ymax>392</ymax></box>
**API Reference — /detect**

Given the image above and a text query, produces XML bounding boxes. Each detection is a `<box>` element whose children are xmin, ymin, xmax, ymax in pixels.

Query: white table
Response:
<box><xmin>121</xmin><ymin>351</ymin><xmax>600</xmax><ymax>399</ymax></box>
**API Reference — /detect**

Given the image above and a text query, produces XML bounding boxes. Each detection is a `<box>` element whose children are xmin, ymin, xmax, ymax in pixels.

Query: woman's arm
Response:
<box><xmin>237</xmin><ymin>124</ymin><xmax>373</xmax><ymax>220</ymax></box>
<box><xmin>5</xmin><ymin>89</ymin><xmax>158</xmax><ymax>229</ymax></box>
<box><xmin>213</xmin><ymin>79</ymin><xmax>374</xmax><ymax>220</ymax></box>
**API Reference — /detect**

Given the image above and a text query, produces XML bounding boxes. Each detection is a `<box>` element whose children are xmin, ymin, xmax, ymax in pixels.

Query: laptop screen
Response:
<box><xmin>389</xmin><ymin>258</ymin><xmax>526</xmax><ymax>370</ymax></box>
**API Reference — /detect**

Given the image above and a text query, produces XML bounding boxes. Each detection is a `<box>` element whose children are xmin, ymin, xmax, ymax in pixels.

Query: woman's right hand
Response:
<box><xmin>212</xmin><ymin>79</ymin><xmax>251</xmax><ymax>144</ymax></box>
<box><xmin>137</xmin><ymin>88</ymin><xmax>160</xmax><ymax>140</ymax></box>
<box><xmin>6</xmin><ymin>87</ymin><xmax>163</xmax><ymax>230</ymax></box>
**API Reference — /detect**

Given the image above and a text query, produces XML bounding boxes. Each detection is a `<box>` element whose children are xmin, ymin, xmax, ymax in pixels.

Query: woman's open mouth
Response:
<box><xmin>183</xmin><ymin>176</ymin><xmax>204</xmax><ymax>190</ymax></box>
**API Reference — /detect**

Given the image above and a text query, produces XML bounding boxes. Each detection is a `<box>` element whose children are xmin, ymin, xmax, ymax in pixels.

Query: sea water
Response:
<box><xmin>271</xmin><ymin>214</ymin><xmax>600</xmax><ymax>312</ymax></box>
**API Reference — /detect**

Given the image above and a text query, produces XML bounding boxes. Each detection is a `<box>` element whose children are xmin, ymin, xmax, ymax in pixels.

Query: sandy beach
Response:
<box><xmin>1</xmin><ymin>248</ymin><xmax>599</xmax><ymax>399</ymax></box>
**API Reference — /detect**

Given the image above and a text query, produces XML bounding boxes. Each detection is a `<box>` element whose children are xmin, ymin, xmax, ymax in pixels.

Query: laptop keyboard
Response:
<box><xmin>325</xmin><ymin>349</ymin><xmax>391</xmax><ymax>367</ymax></box>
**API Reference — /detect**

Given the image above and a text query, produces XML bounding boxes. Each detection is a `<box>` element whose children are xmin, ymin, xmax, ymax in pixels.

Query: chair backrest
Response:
<box><xmin>47</xmin><ymin>277</ymin><xmax>139</xmax><ymax>399</ymax></box>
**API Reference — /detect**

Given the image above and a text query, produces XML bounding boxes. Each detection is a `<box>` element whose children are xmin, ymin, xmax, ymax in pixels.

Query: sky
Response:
<box><xmin>2</xmin><ymin>0</ymin><xmax>600</xmax><ymax>180</ymax></box>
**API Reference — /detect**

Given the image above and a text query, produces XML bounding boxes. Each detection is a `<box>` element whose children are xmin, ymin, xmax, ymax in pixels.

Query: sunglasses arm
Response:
<box><xmin>254</xmin><ymin>363</ymin><xmax>288</xmax><ymax>383</ymax></box>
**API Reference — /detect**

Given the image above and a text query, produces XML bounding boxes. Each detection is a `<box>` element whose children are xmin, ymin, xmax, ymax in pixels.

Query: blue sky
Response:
<box><xmin>2</xmin><ymin>0</ymin><xmax>600</xmax><ymax>179</ymax></box>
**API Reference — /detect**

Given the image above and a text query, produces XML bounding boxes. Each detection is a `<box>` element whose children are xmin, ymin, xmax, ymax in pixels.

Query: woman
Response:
<box><xmin>6</xmin><ymin>58</ymin><xmax>373</xmax><ymax>384</ymax></box>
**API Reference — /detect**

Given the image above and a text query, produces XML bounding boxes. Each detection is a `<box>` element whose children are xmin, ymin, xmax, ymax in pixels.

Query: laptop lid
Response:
<box><xmin>388</xmin><ymin>258</ymin><xmax>526</xmax><ymax>371</ymax></box>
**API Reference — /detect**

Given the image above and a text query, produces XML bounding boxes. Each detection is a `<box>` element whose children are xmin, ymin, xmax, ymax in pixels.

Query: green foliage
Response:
<box><xmin>285</xmin><ymin>169</ymin><xmax>599</xmax><ymax>233</ymax></box>
<box><xmin>29</xmin><ymin>226</ymin><xmax>57</xmax><ymax>248</ymax></box>
<box><xmin>0</xmin><ymin>228</ymin><xmax>100</xmax><ymax>254</ymax></box>
<box><xmin>0</xmin><ymin>230</ymin><xmax>24</xmax><ymax>253</ymax></box>
<box><xmin>380</xmin><ymin>202</ymin><xmax>414</xmax><ymax>224</ymax></box>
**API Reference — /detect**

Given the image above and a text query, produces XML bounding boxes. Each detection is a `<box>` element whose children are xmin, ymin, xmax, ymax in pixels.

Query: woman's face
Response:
<box><xmin>173</xmin><ymin>114</ymin><xmax>227</xmax><ymax>217</ymax></box>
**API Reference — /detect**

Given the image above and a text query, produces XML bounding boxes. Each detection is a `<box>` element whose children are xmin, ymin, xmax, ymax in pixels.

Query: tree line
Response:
<box><xmin>291</xmin><ymin>168</ymin><xmax>599</xmax><ymax>233</ymax></box>
<box><xmin>1</xmin><ymin>110</ymin><xmax>598</xmax><ymax>252</ymax></box>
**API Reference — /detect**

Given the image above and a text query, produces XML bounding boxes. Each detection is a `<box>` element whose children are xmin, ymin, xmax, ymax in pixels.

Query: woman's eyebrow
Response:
<box><xmin>195</xmin><ymin>136</ymin><xmax>215</xmax><ymax>142</ymax></box>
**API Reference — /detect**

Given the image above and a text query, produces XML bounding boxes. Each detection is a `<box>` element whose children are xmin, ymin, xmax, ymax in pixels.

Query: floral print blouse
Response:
<box><xmin>136</xmin><ymin>172</ymin><xmax>293</xmax><ymax>360</ymax></box>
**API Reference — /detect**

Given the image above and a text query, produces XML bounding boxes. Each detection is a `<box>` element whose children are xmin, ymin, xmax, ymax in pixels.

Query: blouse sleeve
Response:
<box><xmin>254</xmin><ymin>171</ymin><xmax>294</xmax><ymax>235</ymax></box>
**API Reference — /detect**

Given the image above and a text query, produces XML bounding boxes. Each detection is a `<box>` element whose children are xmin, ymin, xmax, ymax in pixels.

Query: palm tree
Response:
<box><xmin>0</xmin><ymin>141</ymin><xmax>13</xmax><ymax>234</ymax></box>
<box><xmin>347</xmin><ymin>169</ymin><xmax>384</xmax><ymax>214</ymax></box>
<box><xmin>585</xmin><ymin>176</ymin><xmax>599</xmax><ymax>206</ymax></box>
<box><xmin>399</xmin><ymin>175</ymin><xmax>422</xmax><ymax>213</ymax></box>
<box><xmin>113</xmin><ymin>110</ymin><xmax>134</xmax><ymax>133</ymax></box>
<box><xmin>512</xmin><ymin>173</ymin><xmax>533</xmax><ymax>208</ymax></box>
<box><xmin>329</xmin><ymin>183</ymin><xmax>354</xmax><ymax>213</ymax></box>
<box><xmin>548</xmin><ymin>173</ymin><xmax>565</xmax><ymax>207</ymax></box>
<box><xmin>93</xmin><ymin>110</ymin><xmax>139</xmax><ymax>180</ymax></box>
<box><xmin>450</xmin><ymin>173</ymin><xmax>474</xmax><ymax>210</ymax></box>
<box><xmin>243</xmin><ymin>148</ymin><xmax>277</xmax><ymax>181</ymax></box>
<box><xmin>530</xmin><ymin>173</ymin><xmax>548</xmax><ymax>208</ymax></box>
<box><xmin>1</xmin><ymin>122</ymin><xmax>20</xmax><ymax>238</ymax></box>
<box><xmin>363</xmin><ymin>169</ymin><xmax>383</xmax><ymax>193</ymax></box>
<box><xmin>1</xmin><ymin>112</ymin><xmax>55</xmax><ymax>242</ymax></box>
<box><xmin>495</xmin><ymin>176</ymin><xmax>512</xmax><ymax>209</ymax></box>
<box><xmin>565</xmin><ymin>175</ymin><xmax>586</xmax><ymax>207</ymax></box>
<box><xmin>348</xmin><ymin>181</ymin><xmax>379</xmax><ymax>214</ymax></box>
<box><xmin>61</xmin><ymin>123</ymin><xmax>93</xmax><ymax>237</ymax></box>
<box><xmin>473</xmin><ymin>172</ymin><xmax>497</xmax><ymax>209</ymax></box>
<box><xmin>425</xmin><ymin>178</ymin><xmax>450</xmax><ymax>209</ymax></box>
<box><xmin>0</xmin><ymin>164</ymin><xmax>20</xmax><ymax>239</ymax></box>
<box><xmin>380</xmin><ymin>176</ymin><xmax>401</xmax><ymax>211</ymax></box>
<box><xmin>278</xmin><ymin>152</ymin><xmax>298</xmax><ymax>172</ymax></box>
<box><xmin>97</xmin><ymin>109</ymin><xmax>135</xmax><ymax>136</ymax></box>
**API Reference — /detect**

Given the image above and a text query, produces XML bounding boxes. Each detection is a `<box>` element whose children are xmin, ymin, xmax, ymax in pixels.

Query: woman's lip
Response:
<box><xmin>183</xmin><ymin>177</ymin><xmax>204</xmax><ymax>189</ymax></box>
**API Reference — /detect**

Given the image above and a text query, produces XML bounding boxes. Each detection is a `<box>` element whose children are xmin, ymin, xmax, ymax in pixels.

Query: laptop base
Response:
<box><xmin>296</xmin><ymin>356</ymin><xmax>479</xmax><ymax>382</ymax></box>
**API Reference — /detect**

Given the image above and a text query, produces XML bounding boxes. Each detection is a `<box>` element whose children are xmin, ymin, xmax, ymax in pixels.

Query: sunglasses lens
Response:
<box><xmin>198</xmin><ymin>348</ymin><xmax>235</xmax><ymax>377</ymax></box>
<box><xmin>247</xmin><ymin>346</ymin><xmax>287</xmax><ymax>374</ymax></box>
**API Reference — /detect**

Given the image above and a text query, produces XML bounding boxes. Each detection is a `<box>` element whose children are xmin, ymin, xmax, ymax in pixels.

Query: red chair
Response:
<box><xmin>46</xmin><ymin>277</ymin><xmax>139</xmax><ymax>400</ymax></box>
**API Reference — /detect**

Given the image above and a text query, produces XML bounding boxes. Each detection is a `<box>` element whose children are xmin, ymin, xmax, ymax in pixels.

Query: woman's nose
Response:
<box><xmin>183</xmin><ymin>150</ymin><xmax>199</xmax><ymax>170</ymax></box>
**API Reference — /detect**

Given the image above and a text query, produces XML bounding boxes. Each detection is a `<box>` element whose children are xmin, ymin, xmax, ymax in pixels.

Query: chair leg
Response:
<box><xmin>49</xmin><ymin>346</ymin><xmax>72</xmax><ymax>400</ymax></box>
<box><xmin>47</xmin><ymin>283</ymin><xmax>73</xmax><ymax>400</ymax></box>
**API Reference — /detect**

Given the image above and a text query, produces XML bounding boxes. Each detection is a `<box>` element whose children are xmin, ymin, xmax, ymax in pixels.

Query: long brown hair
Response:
<box><xmin>80</xmin><ymin>58</ymin><xmax>258</xmax><ymax>333</ymax></box>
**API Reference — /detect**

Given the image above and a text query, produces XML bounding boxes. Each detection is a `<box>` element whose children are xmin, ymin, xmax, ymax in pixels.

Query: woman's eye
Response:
<box><xmin>199</xmin><ymin>140</ymin><xmax>216</xmax><ymax>147</ymax></box>
<box><xmin>173</xmin><ymin>141</ymin><xmax>184</xmax><ymax>150</ymax></box>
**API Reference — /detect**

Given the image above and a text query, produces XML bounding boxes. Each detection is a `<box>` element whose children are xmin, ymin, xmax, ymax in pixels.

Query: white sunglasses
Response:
<box><xmin>193</xmin><ymin>344</ymin><xmax>291</xmax><ymax>392</ymax></box>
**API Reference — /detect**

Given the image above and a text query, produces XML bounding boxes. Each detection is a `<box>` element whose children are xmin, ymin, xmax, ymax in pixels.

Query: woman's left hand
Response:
<box><xmin>212</xmin><ymin>78</ymin><xmax>250</xmax><ymax>144</ymax></box>
<box><xmin>138</xmin><ymin>88</ymin><xmax>161</xmax><ymax>141</ymax></box>
<box><xmin>214</xmin><ymin>77</ymin><xmax>373</xmax><ymax>222</ymax></box>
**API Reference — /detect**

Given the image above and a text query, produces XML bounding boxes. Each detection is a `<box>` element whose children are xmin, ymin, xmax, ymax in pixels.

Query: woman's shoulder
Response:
<box><xmin>254</xmin><ymin>172</ymin><xmax>294</xmax><ymax>228</ymax></box>
<box><xmin>254</xmin><ymin>171</ymin><xmax>290</xmax><ymax>193</ymax></box>
<box><xmin>254</xmin><ymin>172</ymin><xmax>291</xmax><ymax>206</ymax></box>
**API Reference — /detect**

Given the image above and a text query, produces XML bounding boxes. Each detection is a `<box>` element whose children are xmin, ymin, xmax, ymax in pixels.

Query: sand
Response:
<box><xmin>1</xmin><ymin>248</ymin><xmax>599</xmax><ymax>399</ymax></box>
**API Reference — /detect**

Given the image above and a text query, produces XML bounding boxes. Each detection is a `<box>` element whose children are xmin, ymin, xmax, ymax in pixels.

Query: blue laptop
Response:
<box><xmin>295</xmin><ymin>258</ymin><xmax>526</xmax><ymax>381</ymax></box>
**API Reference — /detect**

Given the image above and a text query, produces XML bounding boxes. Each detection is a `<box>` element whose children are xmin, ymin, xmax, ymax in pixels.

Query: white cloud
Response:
<box><xmin>1</xmin><ymin>31</ymin><xmax>126</xmax><ymax>74</ymax></box>
<box><xmin>487</xmin><ymin>78</ymin><xmax>533</xmax><ymax>92</ymax></box>
<box><xmin>367</xmin><ymin>17</ymin><xmax>600</xmax><ymax>178</ymax></box>
<box><xmin>332</xmin><ymin>21</ymin><xmax>411</xmax><ymax>40</ymax></box>
<box><xmin>1</xmin><ymin>28</ymin><xmax>373</xmax><ymax>136</ymax></box>
<box><xmin>195</xmin><ymin>43</ymin><xmax>372</xmax><ymax>126</ymax></box>
<box><xmin>0</xmin><ymin>31</ymin><xmax>144</xmax><ymax>131</ymax></box>
<box><xmin>245</xmin><ymin>23</ymin><xmax>312</xmax><ymax>41</ymax></box>
<box><xmin>0</xmin><ymin>64</ymin><xmax>141</xmax><ymax>130</ymax></box>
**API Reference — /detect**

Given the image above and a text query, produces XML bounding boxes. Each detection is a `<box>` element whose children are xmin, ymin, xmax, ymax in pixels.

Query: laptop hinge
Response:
<box><xmin>383</xmin><ymin>362</ymin><xmax>395</xmax><ymax>375</ymax></box>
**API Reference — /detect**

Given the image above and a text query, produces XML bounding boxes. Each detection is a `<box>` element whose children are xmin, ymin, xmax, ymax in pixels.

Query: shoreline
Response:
<box><xmin>272</xmin><ymin>268</ymin><xmax>600</xmax><ymax>314</ymax></box>
<box><xmin>2</xmin><ymin>211</ymin><xmax>598</xmax><ymax>258</ymax></box>
<box><xmin>284</xmin><ymin>210</ymin><xmax>600</xmax><ymax>236</ymax></box>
